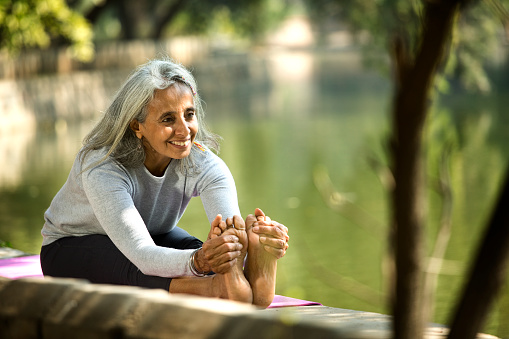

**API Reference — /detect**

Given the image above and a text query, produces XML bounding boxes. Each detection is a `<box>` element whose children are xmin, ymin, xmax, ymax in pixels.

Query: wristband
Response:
<box><xmin>189</xmin><ymin>247</ymin><xmax>207</xmax><ymax>277</ymax></box>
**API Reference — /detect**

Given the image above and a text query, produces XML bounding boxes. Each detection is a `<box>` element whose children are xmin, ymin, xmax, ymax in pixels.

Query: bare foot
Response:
<box><xmin>211</xmin><ymin>215</ymin><xmax>252</xmax><ymax>303</ymax></box>
<box><xmin>245</xmin><ymin>208</ymin><xmax>278</xmax><ymax>308</ymax></box>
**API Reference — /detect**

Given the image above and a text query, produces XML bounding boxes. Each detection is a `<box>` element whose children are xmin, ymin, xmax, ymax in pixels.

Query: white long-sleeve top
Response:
<box><xmin>41</xmin><ymin>144</ymin><xmax>240</xmax><ymax>278</ymax></box>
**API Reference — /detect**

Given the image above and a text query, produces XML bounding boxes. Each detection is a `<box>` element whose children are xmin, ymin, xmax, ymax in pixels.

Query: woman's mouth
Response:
<box><xmin>169</xmin><ymin>140</ymin><xmax>190</xmax><ymax>147</ymax></box>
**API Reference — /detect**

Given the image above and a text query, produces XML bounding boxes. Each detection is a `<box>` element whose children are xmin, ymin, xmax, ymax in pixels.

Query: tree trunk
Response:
<box><xmin>152</xmin><ymin>0</ymin><xmax>187</xmax><ymax>39</ymax></box>
<box><xmin>447</xmin><ymin>168</ymin><xmax>509</xmax><ymax>339</ymax></box>
<box><xmin>390</xmin><ymin>2</ymin><xmax>461</xmax><ymax>338</ymax></box>
<box><xmin>85</xmin><ymin>0</ymin><xmax>116</xmax><ymax>25</ymax></box>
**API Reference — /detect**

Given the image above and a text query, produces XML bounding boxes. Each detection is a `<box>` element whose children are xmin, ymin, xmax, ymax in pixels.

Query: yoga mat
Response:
<box><xmin>0</xmin><ymin>255</ymin><xmax>321</xmax><ymax>308</ymax></box>
<box><xmin>0</xmin><ymin>255</ymin><xmax>43</xmax><ymax>279</ymax></box>
<box><xmin>267</xmin><ymin>295</ymin><xmax>322</xmax><ymax>308</ymax></box>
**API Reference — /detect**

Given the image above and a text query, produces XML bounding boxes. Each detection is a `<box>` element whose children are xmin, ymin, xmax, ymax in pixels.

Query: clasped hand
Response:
<box><xmin>194</xmin><ymin>209</ymin><xmax>289</xmax><ymax>274</ymax></box>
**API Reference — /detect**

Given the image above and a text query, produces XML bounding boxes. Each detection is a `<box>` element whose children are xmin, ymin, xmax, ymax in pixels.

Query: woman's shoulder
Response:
<box><xmin>189</xmin><ymin>142</ymin><xmax>231</xmax><ymax>181</ymax></box>
<box><xmin>77</xmin><ymin>147</ymin><xmax>132</xmax><ymax>177</ymax></box>
<box><xmin>192</xmin><ymin>142</ymin><xmax>225</xmax><ymax>167</ymax></box>
<box><xmin>78</xmin><ymin>147</ymin><xmax>109</xmax><ymax>167</ymax></box>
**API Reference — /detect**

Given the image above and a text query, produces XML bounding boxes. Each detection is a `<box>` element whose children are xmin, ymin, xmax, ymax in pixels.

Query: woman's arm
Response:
<box><xmin>197</xmin><ymin>155</ymin><xmax>241</xmax><ymax>223</ymax></box>
<box><xmin>192</xmin><ymin>153</ymin><xmax>246</xmax><ymax>273</ymax></box>
<box><xmin>81</xmin><ymin>163</ymin><xmax>196</xmax><ymax>277</ymax></box>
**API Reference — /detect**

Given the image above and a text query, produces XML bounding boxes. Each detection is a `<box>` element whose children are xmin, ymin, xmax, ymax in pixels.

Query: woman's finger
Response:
<box><xmin>206</xmin><ymin>248</ymin><xmax>242</xmax><ymax>272</ymax></box>
<box><xmin>204</xmin><ymin>236</ymin><xmax>241</xmax><ymax>254</ymax></box>
<box><xmin>263</xmin><ymin>245</ymin><xmax>286</xmax><ymax>259</ymax></box>
<box><xmin>252</xmin><ymin>225</ymin><xmax>289</xmax><ymax>241</ymax></box>
<box><xmin>212</xmin><ymin>258</ymin><xmax>238</xmax><ymax>274</ymax></box>
<box><xmin>259</xmin><ymin>236</ymin><xmax>286</xmax><ymax>250</ymax></box>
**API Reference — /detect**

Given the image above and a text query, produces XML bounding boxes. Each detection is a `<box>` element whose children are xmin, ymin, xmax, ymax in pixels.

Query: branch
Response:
<box><xmin>448</xmin><ymin>166</ymin><xmax>509</xmax><ymax>339</ymax></box>
<box><xmin>313</xmin><ymin>165</ymin><xmax>385</xmax><ymax>240</ymax></box>
<box><xmin>422</xmin><ymin>146</ymin><xmax>454</xmax><ymax>325</ymax></box>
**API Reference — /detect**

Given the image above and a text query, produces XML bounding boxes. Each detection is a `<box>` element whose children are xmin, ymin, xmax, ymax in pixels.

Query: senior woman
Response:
<box><xmin>40</xmin><ymin>58</ymin><xmax>289</xmax><ymax>307</ymax></box>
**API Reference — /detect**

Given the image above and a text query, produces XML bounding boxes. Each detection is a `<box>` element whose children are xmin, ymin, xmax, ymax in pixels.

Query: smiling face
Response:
<box><xmin>130</xmin><ymin>83</ymin><xmax>198</xmax><ymax>176</ymax></box>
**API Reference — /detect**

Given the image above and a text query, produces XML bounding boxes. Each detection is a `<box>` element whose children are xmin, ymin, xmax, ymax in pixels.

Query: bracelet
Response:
<box><xmin>189</xmin><ymin>247</ymin><xmax>207</xmax><ymax>277</ymax></box>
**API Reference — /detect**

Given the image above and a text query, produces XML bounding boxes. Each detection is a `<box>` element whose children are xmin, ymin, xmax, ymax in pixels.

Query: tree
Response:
<box><xmin>75</xmin><ymin>0</ymin><xmax>289</xmax><ymax>42</ymax></box>
<box><xmin>303</xmin><ymin>0</ymin><xmax>509</xmax><ymax>338</ymax></box>
<box><xmin>0</xmin><ymin>0</ymin><xmax>94</xmax><ymax>61</ymax></box>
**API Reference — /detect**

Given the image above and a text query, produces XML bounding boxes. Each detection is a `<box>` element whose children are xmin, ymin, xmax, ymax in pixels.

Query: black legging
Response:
<box><xmin>40</xmin><ymin>227</ymin><xmax>202</xmax><ymax>291</ymax></box>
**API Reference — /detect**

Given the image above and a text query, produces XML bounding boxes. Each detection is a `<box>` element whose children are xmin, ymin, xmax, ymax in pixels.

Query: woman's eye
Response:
<box><xmin>162</xmin><ymin>117</ymin><xmax>175</xmax><ymax>123</ymax></box>
<box><xmin>186</xmin><ymin>112</ymin><xmax>196</xmax><ymax>119</ymax></box>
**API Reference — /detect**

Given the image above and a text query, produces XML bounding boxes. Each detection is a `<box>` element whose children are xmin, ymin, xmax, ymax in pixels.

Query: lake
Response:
<box><xmin>1</xmin><ymin>48</ymin><xmax>508</xmax><ymax>336</ymax></box>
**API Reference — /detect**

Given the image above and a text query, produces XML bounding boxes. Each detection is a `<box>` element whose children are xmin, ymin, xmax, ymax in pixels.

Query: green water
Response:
<box><xmin>1</xmin><ymin>49</ymin><xmax>508</xmax><ymax>336</ymax></box>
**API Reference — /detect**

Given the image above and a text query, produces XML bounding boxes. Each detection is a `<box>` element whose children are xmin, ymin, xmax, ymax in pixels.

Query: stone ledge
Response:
<box><xmin>0</xmin><ymin>277</ymin><xmax>499</xmax><ymax>339</ymax></box>
<box><xmin>0</xmin><ymin>277</ymin><xmax>349</xmax><ymax>339</ymax></box>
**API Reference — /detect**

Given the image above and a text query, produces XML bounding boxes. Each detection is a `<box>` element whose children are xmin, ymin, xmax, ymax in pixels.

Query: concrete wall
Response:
<box><xmin>1</xmin><ymin>37</ymin><xmax>216</xmax><ymax>129</ymax></box>
<box><xmin>0</xmin><ymin>277</ymin><xmax>351</xmax><ymax>339</ymax></box>
<box><xmin>0</xmin><ymin>38</ymin><xmax>211</xmax><ymax>80</ymax></box>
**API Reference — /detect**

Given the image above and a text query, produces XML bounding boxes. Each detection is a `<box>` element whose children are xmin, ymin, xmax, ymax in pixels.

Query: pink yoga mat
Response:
<box><xmin>267</xmin><ymin>295</ymin><xmax>321</xmax><ymax>308</ymax></box>
<box><xmin>0</xmin><ymin>255</ymin><xmax>43</xmax><ymax>279</ymax></box>
<box><xmin>0</xmin><ymin>255</ymin><xmax>321</xmax><ymax>308</ymax></box>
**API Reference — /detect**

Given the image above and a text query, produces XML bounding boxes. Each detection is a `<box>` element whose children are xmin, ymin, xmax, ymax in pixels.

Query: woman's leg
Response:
<box><xmin>152</xmin><ymin>227</ymin><xmax>203</xmax><ymax>250</ymax></box>
<box><xmin>40</xmin><ymin>235</ymin><xmax>172</xmax><ymax>290</ymax></box>
<box><xmin>40</xmin><ymin>224</ymin><xmax>253</xmax><ymax>303</ymax></box>
<box><xmin>40</xmin><ymin>227</ymin><xmax>199</xmax><ymax>289</ymax></box>
<box><xmin>41</xmin><ymin>227</ymin><xmax>252</xmax><ymax>303</ymax></box>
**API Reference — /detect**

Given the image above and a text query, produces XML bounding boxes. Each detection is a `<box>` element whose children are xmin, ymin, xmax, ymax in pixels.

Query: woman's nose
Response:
<box><xmin>174</xmin><ymin>116</ymin><xmax>190</xmax><ymax>136</ymax></box>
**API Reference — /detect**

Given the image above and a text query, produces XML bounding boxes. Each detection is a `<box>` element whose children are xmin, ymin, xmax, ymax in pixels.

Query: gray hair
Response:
<box><xmin>80</xmin><ymin>57</ymin><xmax>220</xmax><ymax>174</ymax></box>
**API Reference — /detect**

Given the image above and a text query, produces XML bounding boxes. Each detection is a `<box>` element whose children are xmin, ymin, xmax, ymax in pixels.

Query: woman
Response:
<box><xmin>40</xmin><ymin>58</ymin><xmax>289</xmax><ymax>307</ymax></box>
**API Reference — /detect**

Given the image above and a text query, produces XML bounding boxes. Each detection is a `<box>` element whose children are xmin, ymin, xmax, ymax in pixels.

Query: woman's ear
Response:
<box><xmin>130</xmin><ymin>119</ymin><xmax>143</xmax><ymax>139</ymax></box>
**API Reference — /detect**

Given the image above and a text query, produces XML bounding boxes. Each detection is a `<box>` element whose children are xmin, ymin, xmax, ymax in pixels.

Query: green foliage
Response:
<box><xmin>0</xmin><ymin>239</ymin><xmax>12</xmax><ymax>248</ymax></box>
<box><xmin>425</xmin><ymin>107</ymin><xmax>460</xmax><ymax>180</ymax></box>
<box><xmin>164</xmin><ymin>0</ymin><xmax>291</xmax><ymax>41</ymax></box>
<box><xmin>450</xmin><ymin>1</ymin><xmax>502</xmax><ymax>92</ymax></box>
<box><xmin>303</xmin><ymin>0</ymin><xmax>508</xmax><ymax>94</ymax></box>
<box><xmin>88</xmin><ymin>0</ymin><xmax>291</xmax><ymax>42</ymax></box>
<box><xmin>0</xmin><ymin>0</ymin><xmax>94</xmax><ymax>61</ymax></box>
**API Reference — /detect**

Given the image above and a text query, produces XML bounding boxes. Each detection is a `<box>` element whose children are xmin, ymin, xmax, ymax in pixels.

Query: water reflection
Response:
<box><xmin>1</xmin><ymin>49</ymin><xmax>508</xmax><ymax>336</ymax></box>
<box><xmin>0</xmin><ymin>126</ymin><xmax>35</xmax><ymax>188</ymax></box>
<box><xmin>266</xmin><ymin>51</ymin><xmax>314</xmax><ymax>119</ymax></box>
<box><xmin>0</xmin><ymin>79</ymin><xmax>37</xmax><ymax>188</ymax></box>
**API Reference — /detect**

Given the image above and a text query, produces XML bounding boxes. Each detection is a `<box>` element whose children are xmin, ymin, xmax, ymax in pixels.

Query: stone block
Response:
<box><xmin>118</xmin><ymin>292</ymin><xmax>347</xmax><ymax>339</ymax></box>
<box><xmin>119</xmin><ymin>293</ymin><xmax>256</xmax><ymax>339</ymax></box>
<box><xmin>0</xmin><ymin>277</ymin><xmax>88</xmax><ymax>339</ymax></box>
<box><xmin>0</xmin><ymin>276</ymin><xmax>11</xmax><ymax>291</ymax></box>
<box><xmin>0</xmin><ymin>277</ymin><xmax>360</xmax><ymax>339</ymax></box>
<box><xmin>42</xmin><ymin>283</ymin><xmax>165</xmax><ymax>339</ymax></box>
<box><xmin>205</xmin><ymin>311</ymin><xmax>351</xmax><ymax>339</ymax></box>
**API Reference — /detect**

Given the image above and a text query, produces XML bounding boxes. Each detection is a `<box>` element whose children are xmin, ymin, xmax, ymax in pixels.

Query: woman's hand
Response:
<box><xmin>251</xmin><ymin>208</ymin><xmax>289</xmax><ymax>259</ymax></box>
<box><xmin>195</xmin><ymin>214</ymin><xmax>244</xmax><ymax>274</ymax></box>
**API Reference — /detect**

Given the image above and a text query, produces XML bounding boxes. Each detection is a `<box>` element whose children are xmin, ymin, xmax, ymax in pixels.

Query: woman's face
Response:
<box><xmin>130</xmin><ymin>83</ymin><xmax>198</xmax><ymax>173</ymax></box>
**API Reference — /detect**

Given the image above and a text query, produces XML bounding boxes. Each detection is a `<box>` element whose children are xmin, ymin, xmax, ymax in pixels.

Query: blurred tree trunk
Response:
<box><xmin>447</xmin><ymin>168</ymin><xmax>509</xmax><ymax>339</ymax></box>
<box><xmin>390</xmin><ymin>1</ymin><xmax>462</xmax><ymax>338</ymax></box>
<box><xmin>118</xmin><ymin>0</ymin><xmax>139</xmax><ymax>40</ymax></box>
<box><xmin>83</xmin><ymin>0</ymin><xmax>141</xmax><ymax>40</ymax></box>
<box><xmin>84</xmin><ymin>0</ymin><xmax>117</xmax><ymax>24</ymax></box>
<box><xmin>152</xmin><ymin>0</ymin><xmax>187</xmax><ymax>39</ymax></box>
